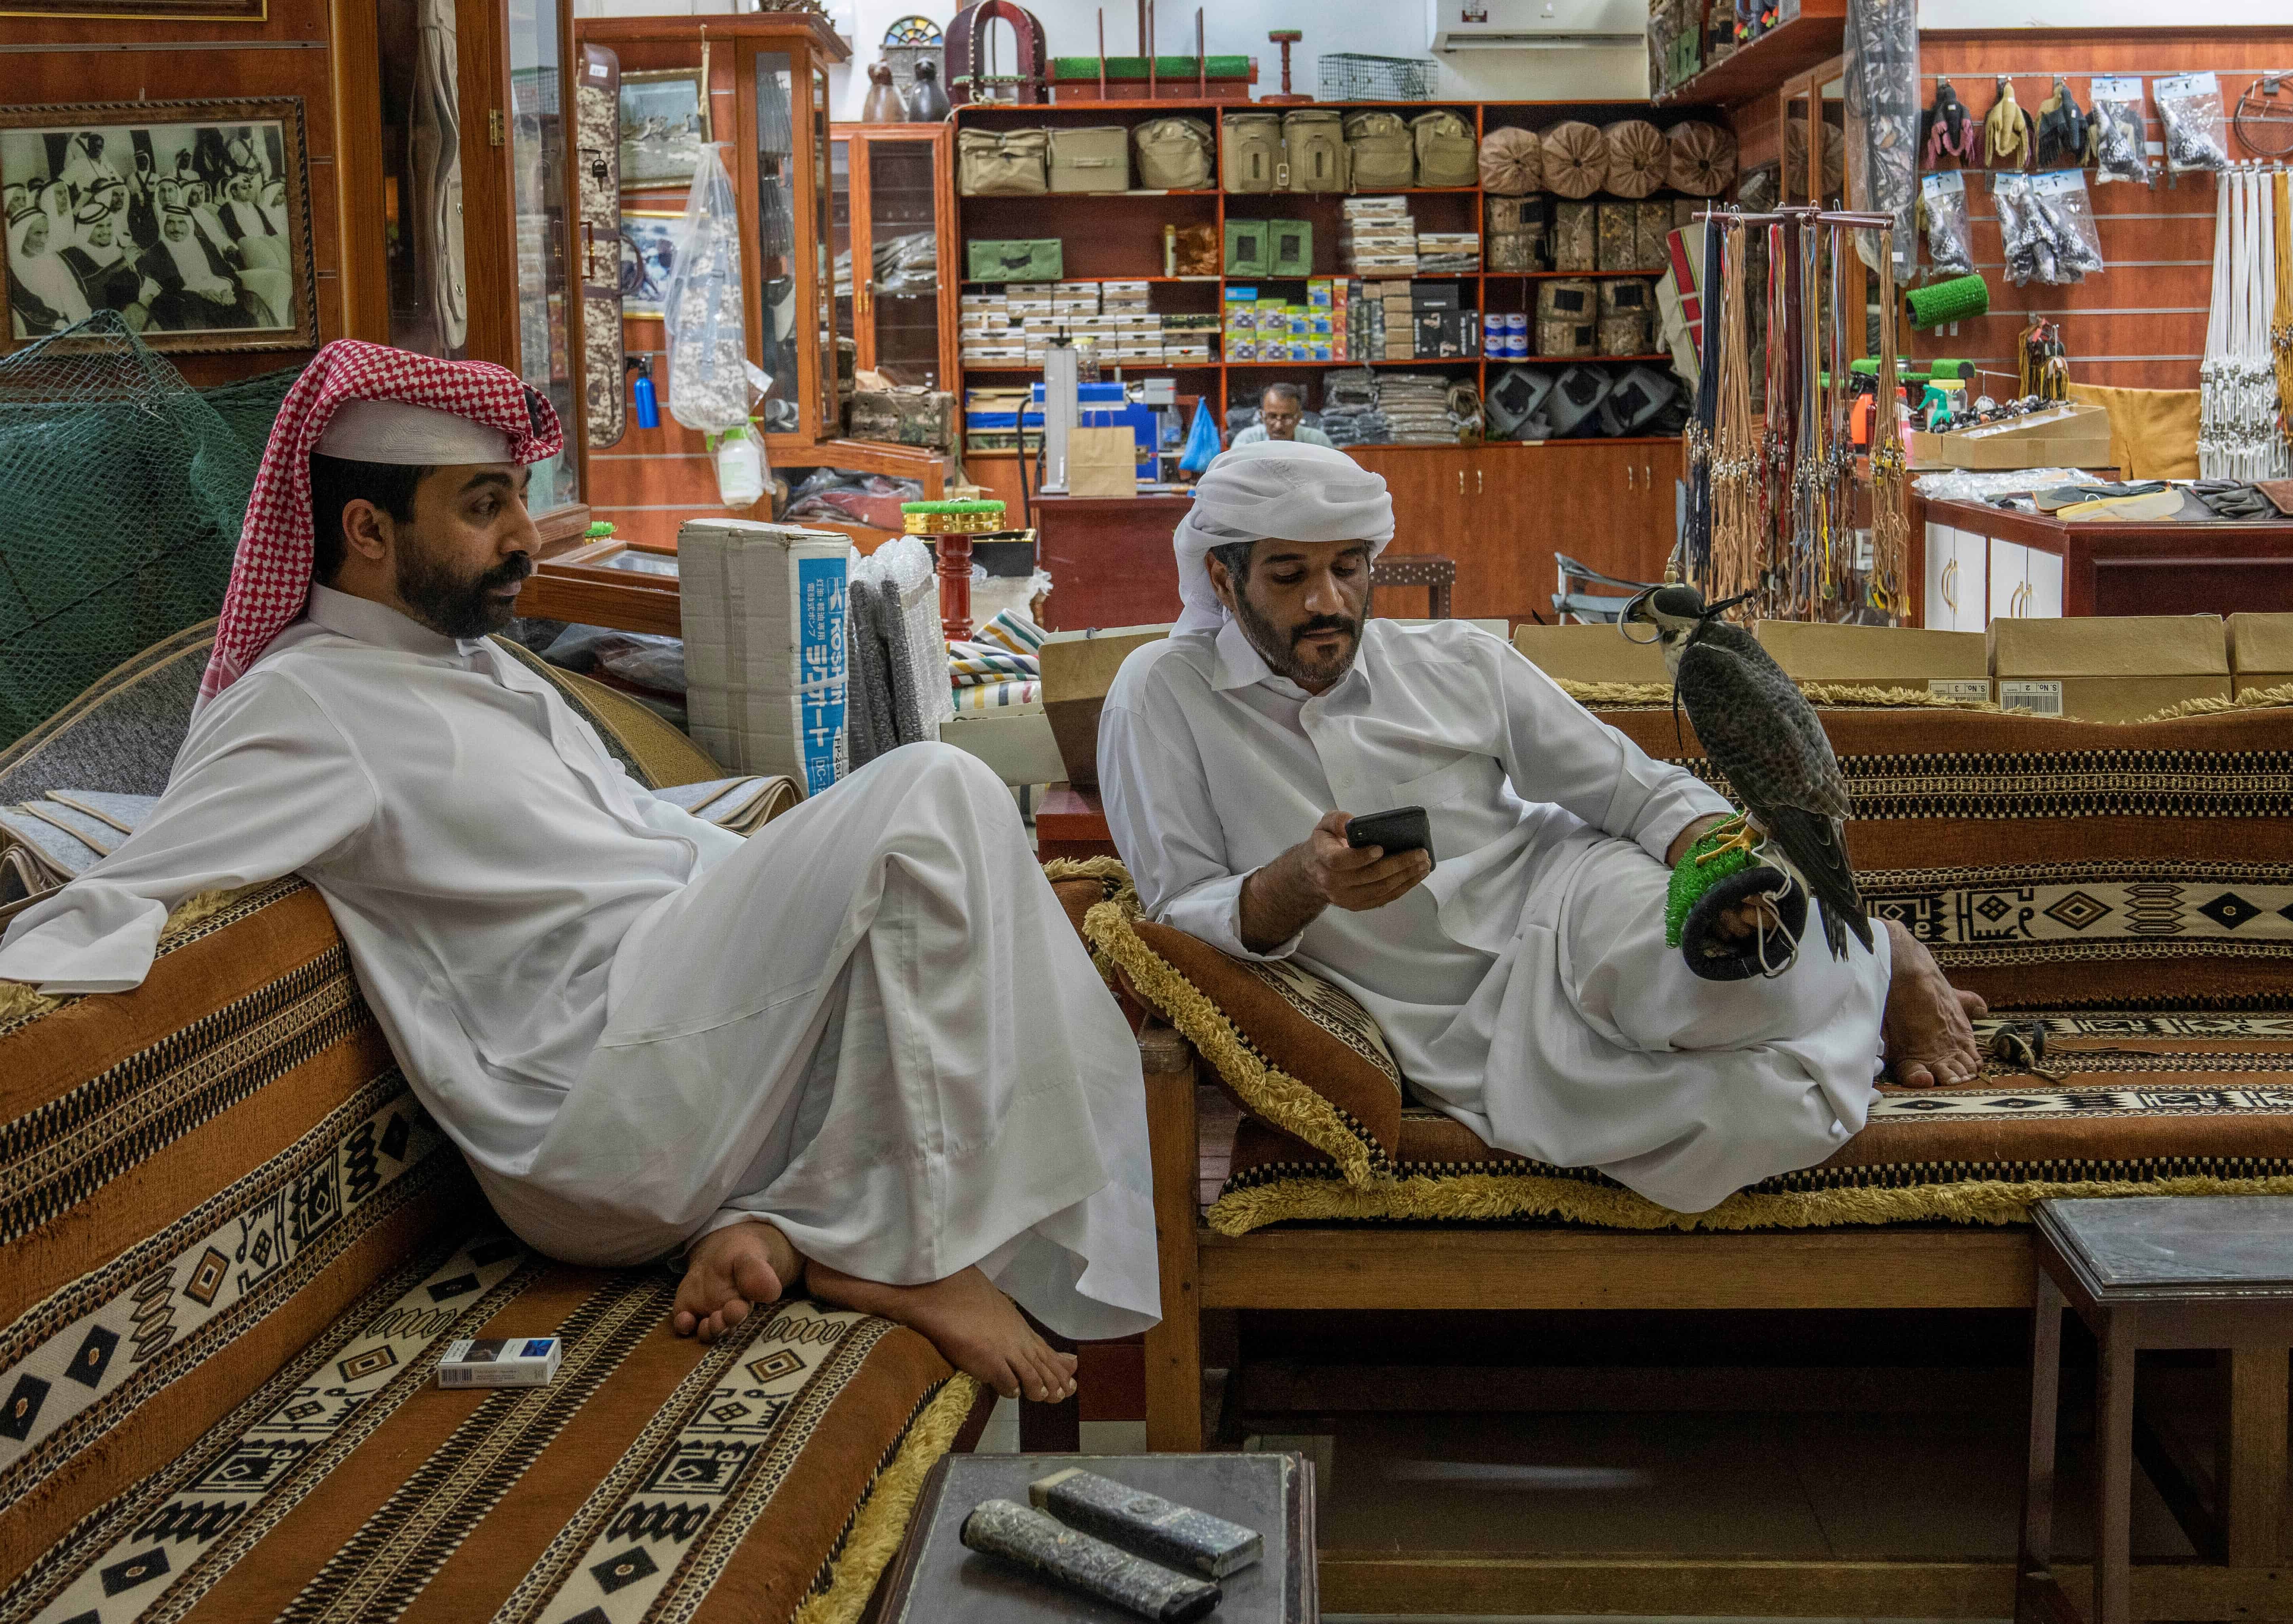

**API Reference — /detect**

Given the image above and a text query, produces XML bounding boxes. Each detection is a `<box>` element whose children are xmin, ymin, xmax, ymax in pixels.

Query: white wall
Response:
<box><xmin>574</xmin><ymin>0</ymin><xmax>1650</xmax><ymax>113</ymax></box>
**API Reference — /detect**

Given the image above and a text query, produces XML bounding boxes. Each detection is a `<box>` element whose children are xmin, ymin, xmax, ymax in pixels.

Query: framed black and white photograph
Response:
<box><xmin>1</xmin><ymin>97</ymin><xmax>318</xmax><ymax>355</ymax></box>
<box><xmin>619</xmin><ymin>70</ymin><xmax>708</xmax><ymax>188</ymax></box>
<box><xmin>619</xmin><ymin>210</ymin><xmax>681</xmax><ymax>319</ymax></box>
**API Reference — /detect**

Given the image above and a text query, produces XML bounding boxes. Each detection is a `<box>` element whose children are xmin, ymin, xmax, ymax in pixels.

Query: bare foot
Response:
<box><xmin>673</xmin><ymin>1219</ymin><xmax>805</xmax><ymax>1344</ymax></box>
<box><xmin>1881</xmin><ymin>919</ymin><xmax>1988</xmax><ymax>1087</ymax></box>
<box><xmin>806</xmin><ymin>1262</ymin><xmax>1078</xmax><ymax>1403</ymax></box>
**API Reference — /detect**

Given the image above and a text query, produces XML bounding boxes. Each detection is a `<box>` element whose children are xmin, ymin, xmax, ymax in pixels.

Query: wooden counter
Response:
<box><xmin>1914</xmin><ymin>496</ymin><xmax>2293</xmax><ymax>628</ymax></box>
<box><xmin>1033</xmin><ymin>493</ymin><xmax>1192</xmax><ymax>632</ymax></box>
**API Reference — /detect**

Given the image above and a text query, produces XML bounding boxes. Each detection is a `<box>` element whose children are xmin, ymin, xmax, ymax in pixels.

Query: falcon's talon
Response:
<box><xmin>1693</xmin><ymin>816</ymin><xmax>1760</xmax><ymax>867</ymax></box>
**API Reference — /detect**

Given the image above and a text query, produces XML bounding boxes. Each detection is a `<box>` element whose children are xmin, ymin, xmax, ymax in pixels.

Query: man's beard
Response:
<box><xmin>395</xmin><ymin>537</ymin><xmax>532</xmax><ymax>639</ymax></box>
<box><xmin>1231</xmin><ymin>584</ymin><xmax>1369</xmax><ymax>690</ymax></box>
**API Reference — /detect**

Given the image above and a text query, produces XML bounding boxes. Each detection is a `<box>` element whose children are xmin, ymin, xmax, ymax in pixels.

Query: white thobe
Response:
<box><xmin>0</xmin><ymin>585</ymin><xmax>1156</xmax><ymax>1338</ymax></box>
<box><xmin>1098</xmin><ymin>617</ymin><xmax>1892</xmax><ymax>1214</ymax></box>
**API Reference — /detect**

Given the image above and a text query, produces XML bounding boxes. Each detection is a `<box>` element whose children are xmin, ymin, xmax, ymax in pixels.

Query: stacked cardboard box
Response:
<box><xmin>2228</xmin><ymin>613</ymin><xmax>2293</xmax><ymax>696</ymax></box>
<box><xmin>959</xmin><ymin>279</ymin><xmax>1211</xmax><ymax>367</ymax></box>
<box><xmin>1340</xmin><ymin>197</ymin><xmax>1417</xmax><ymax>276</ymax></box>
<box><xmin>1991</xmin><ymin>615</ymin><xmax>2230</xmax><ymax>723</ymax></box>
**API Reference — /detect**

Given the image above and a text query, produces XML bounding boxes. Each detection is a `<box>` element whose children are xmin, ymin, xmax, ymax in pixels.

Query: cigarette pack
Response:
<box><xmin>438</xmin><ymin>1337</ymin><xmax>562</xmax><ymax>1388</ymax></box>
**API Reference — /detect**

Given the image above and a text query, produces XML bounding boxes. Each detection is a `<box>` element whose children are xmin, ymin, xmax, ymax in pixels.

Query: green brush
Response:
<box><xmin>1906</xmin><ymin>275</ymin><xmax>1988</xmax><ymax>331</ymax></box>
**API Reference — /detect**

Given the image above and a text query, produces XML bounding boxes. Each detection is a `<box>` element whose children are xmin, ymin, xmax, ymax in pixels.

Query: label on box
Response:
<box><xmin>1927</xmin><ymin>678</ymin><xmax>1991</xmax><ymax>702</ymax></box>
<box><xmin>1998</xmin><ymin>679</ymin><xmax>2063</xmax><ymax>717</ymax></box>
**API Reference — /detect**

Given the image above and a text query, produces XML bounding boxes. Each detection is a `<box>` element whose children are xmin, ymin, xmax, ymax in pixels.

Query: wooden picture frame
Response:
<box><xmin>2</xmin><ymin>97</ymin><xmax>318</xmax><ymax>355</ymax></box>
<box><xmin>0</xmin><ymin>0</ymin><xmax>260</xmax><ymax>21</ymax></box>
<box><xmin>619</xmin><ymin>68</ymin><xmax>709</xmax><ymax>188</ymax></box>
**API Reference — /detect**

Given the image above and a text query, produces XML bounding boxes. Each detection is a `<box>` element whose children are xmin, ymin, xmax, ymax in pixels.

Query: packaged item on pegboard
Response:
<box><xmin>1993</xmin><ymin>170</ymin><xmax>2105</xmax><ymax>287</ymax></box>
<box><xmin>2154</xmin><ymin>72</ymin><xmax>2230</xmax><ymax>173</ymax></box>
<box><xmin>2088</xmin><ymin>76</ymin><xmax>2149</xmax><ymax>184</ymax></box>
<box><xmin>1552</xmin><ymin>202</ymin><xmax>1596</xmax><ymax>272</ymax></box>
<box><xmin>1919</xmin><ymin>171</ymin><xmax>1974</xmax><ymax>277</ymax></box>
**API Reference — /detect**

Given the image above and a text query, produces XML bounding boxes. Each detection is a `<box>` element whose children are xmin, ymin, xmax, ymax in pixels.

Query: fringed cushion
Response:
<box><xmin>1082</xmin><ymin>884</ymin><xmax>1403</xmax><ymax>1186</ymax></box>
<box><xmin>1599</xmin><ymin>705</ymin><xmax>2293</xmax><ymax>1013</ymax></box>
<box><xmin>1210</xmin><ymin>1013</ymin><xmax>2293</xmax><ymax>1236</ymax></box>
<box><xmin>2</xmin><ymin>1228</ymin><xmax>986</xmax><ymax>1624</ymax></box>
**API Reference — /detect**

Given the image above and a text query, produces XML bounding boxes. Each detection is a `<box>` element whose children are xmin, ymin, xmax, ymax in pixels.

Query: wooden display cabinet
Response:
<box><xmin>578</xmin><ymin>15</ymin><xmax>852</xmax><ymax>457</ymax></box>
<box><xmin>832</xmin><ymin>123</ymin><xmax>960</xmax><ymax>392</ymax></box>
<box><xmin>334</xmin><ymin>0</ymin><xmax>596</xmax><ymax>547</ymax></box>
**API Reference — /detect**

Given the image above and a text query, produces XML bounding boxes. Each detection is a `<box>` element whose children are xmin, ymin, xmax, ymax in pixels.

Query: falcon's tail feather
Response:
<box><xmin>1758</xmin><ymin>806</ymin><xmax>1874</xmax><ymax>960</ymax></box>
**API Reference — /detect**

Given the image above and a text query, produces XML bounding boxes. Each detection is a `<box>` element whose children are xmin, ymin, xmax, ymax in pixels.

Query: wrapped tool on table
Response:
<box><xmin>2089</xmin><ymin>76</ymin><xmax>2150</xmax><ymax>184</ymax></box>
<box><xmin>1919</xmin><ymin>171</ymin><xmax>1975</xmax><ymax>277</ymax></box>
<box><xmin>2156</xmin><ymin>72</ymin><xmax>2230</xmax><ymax>173</ymax></box>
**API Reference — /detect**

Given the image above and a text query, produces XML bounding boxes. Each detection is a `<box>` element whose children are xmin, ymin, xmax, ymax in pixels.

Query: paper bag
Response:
<box><xmin>1067</xmin><ymin>427</ymin><xmax>1139</xmax><ymax>497</ymax></box>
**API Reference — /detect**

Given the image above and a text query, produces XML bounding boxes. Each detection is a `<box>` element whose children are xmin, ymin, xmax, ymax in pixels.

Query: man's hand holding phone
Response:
<box><xmin>1237</xmin><ymin>807</ymin><xmax>1435</xmax><ymax>953</ymax></box>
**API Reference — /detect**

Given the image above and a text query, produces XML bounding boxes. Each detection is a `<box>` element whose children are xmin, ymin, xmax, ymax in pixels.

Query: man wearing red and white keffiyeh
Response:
<box><xmin>0</xmin><ymin>342</ymin><xmax>1157</xmax><ymax>1401</ymax></box>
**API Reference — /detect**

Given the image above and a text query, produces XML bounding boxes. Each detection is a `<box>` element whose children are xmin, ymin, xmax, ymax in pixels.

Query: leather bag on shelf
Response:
<box><xmin>957</xmin><ymin>126</ymin><xmax>1050</xmax><ymax>195</ymax></box>
<box><xmin>1281</xmin><ymin>108</ymin><xmax>1350</xmax><ymax>193</ymax></box>
<box><xmin>1344</xmin><ymin>110</ymin><xmax>1416</xmax><ymax>190</ymax></box>
<box><xmin>1222</xmin><ymin>111</ymin><xmax>1283</xmax><ymax>193</ymax></box>
<box><xmin>1410</xmin><ymin>110</ymin><xmax>1479</xmax><ymax>187</ymax></box>
<box><xmin>1048</xmin><ymin>124</ymin><xmax>1131</xmax><ymax>193</ymax></box>
<box><xmin>1132</xmin><ymin>116</ymin><xmax>1215</xmax><ymax>190</ymax></box>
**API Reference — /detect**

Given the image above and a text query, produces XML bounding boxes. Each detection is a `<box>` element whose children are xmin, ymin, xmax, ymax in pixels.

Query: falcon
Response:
<box><xmin>1620</xmin><ymin>584</ymin><xmax>1874</xmax><ymax>960</ymax></box>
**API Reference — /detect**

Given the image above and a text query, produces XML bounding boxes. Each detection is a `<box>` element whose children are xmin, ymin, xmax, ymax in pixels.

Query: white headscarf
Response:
<box><xmin>1171</xmin><ymin>439</ymin><xmax>1394</xmax><ymax>634</ymax></box>
<box><xmin>159</xmin><ymin>208</ymin><xmax>233</xmax><ymax>298</ymax></box>
<box><xmin>9</xmin><ymin>212</ymin><xmax>91</xmax><ymax>326</ymax></box>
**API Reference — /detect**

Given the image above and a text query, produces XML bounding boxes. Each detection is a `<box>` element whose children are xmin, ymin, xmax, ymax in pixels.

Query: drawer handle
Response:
<box><xmin>1476</xmin><ymin>467</ymin><xmax>1483</xmax><ymax>495</ymax></box>
<box><xmin>1626</xmin><ymin>465</ymin><xmax>1636</xmax><ymax>490</ymax></box>
<box><xmin>1457</xmin><ymin>469</ymin><xmax>1465</xmax><ymax>495</ymax></box>
<box><xmin>1941</xmin><ymin>558</ymin><xmax>1958</xmax><ymax>613</ymax></box>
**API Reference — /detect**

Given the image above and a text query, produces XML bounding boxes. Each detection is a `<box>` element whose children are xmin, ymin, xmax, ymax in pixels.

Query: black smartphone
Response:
<box><xmin>1344</xmin><ymin>806</ymin><xmax>1434</xmax><ymax>869</ymax></box>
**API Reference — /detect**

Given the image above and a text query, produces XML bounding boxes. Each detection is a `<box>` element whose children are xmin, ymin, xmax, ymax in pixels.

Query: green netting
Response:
<box><xmin>0</xmin><ymin>313</ymin><xmax>270</xmax><ymax>747</ymax></box>
<box><xmin>197</xmin><ymin>364</ymin><xmax>304</xmax><ymax>463</ymax></box>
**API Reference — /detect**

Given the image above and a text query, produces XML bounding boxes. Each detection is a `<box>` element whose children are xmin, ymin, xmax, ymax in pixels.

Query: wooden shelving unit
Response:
<box><xmin>1650</xmin><ymin>0</ymin><xmax>1847</xmax><ymax>109</ymax></box>
<box><xmin>952</xmin><ymin>96</ymin><xmax>1724</xmax><ymax>465</ymax></box>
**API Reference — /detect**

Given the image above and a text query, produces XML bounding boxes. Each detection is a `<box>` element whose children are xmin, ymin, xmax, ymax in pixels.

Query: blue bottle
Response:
<box><xmin>631</xmin><ymin>356</ymin><xmax>660</xmax><ymax>430</ymax></box>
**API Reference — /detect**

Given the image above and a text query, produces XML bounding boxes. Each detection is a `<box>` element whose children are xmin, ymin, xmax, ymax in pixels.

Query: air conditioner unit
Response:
<box><xmin>1428</xmin><ymin>0</ymin><xmax>1644</xmax><ymax>49</ymax></box>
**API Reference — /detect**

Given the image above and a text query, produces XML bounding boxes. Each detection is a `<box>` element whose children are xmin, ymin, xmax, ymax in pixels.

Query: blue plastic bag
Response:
<box><xmin>1178</xmin><ymin>397</ymin><xmax>1224</xmax><ymax>474</ymax></box>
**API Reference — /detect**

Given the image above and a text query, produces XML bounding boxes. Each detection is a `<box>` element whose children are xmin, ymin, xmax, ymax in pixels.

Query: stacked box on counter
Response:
<box><xmin>680</xmin><ymin>521</ymin><xmax>849</xmax><ymax>795</ymax></box>
<box><xmin>1362</xmin><ymin>280</ymin><xmax>1474</xmax><ymax>361</ymax></box>
<box><xmin>960</xmin><ymin>385</ymin><xmax>1033</xmax><ymax>455</ymax></box>
<box><xmin>1340</xmin><ymin>196</ymin><xmax>1417</xmax><ymax>276</ymax></box>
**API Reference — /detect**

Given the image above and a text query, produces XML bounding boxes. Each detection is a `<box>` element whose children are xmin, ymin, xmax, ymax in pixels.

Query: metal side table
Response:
<box><xmin>2021</xmin><ymin>1195</ymin><xmax>2293</xmax><ymax>1624</ymax></box>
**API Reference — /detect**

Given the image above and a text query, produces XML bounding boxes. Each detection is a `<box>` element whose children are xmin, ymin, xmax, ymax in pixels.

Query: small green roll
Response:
<box><xmin>1906</xmin><ymin>274</ymin><xmax>1988</xmax><ymax>332</ymax></box>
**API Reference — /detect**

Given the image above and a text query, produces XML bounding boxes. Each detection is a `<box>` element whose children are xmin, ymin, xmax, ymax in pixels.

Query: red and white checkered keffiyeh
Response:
<box><xmin>196</xmin><ymin>340</ymin><xmax>565</xmax><ymax>710</ymax></box>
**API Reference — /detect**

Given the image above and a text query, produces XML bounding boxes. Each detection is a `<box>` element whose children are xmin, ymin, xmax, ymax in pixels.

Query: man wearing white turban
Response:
<box><xmin>1097</xmin><ymin>442</ymin><xmax>1984</xmax><ymax>1216</ymax></box>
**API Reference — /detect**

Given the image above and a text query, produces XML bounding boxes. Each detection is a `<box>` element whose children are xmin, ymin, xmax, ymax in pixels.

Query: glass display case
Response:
<box><xmin>832</xmin><ymin>124</ymin><xmax>957</xmax><ymax>391</ymax></box>
<box><xmin>506</xmin><ymin>0</ymin><xmax>581</xmax><ymax>515</ymax></box>
<box><xmin>579</xmin><ymin>15</ymin><xmax>853</xmax><ymax>459</ymax></box>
